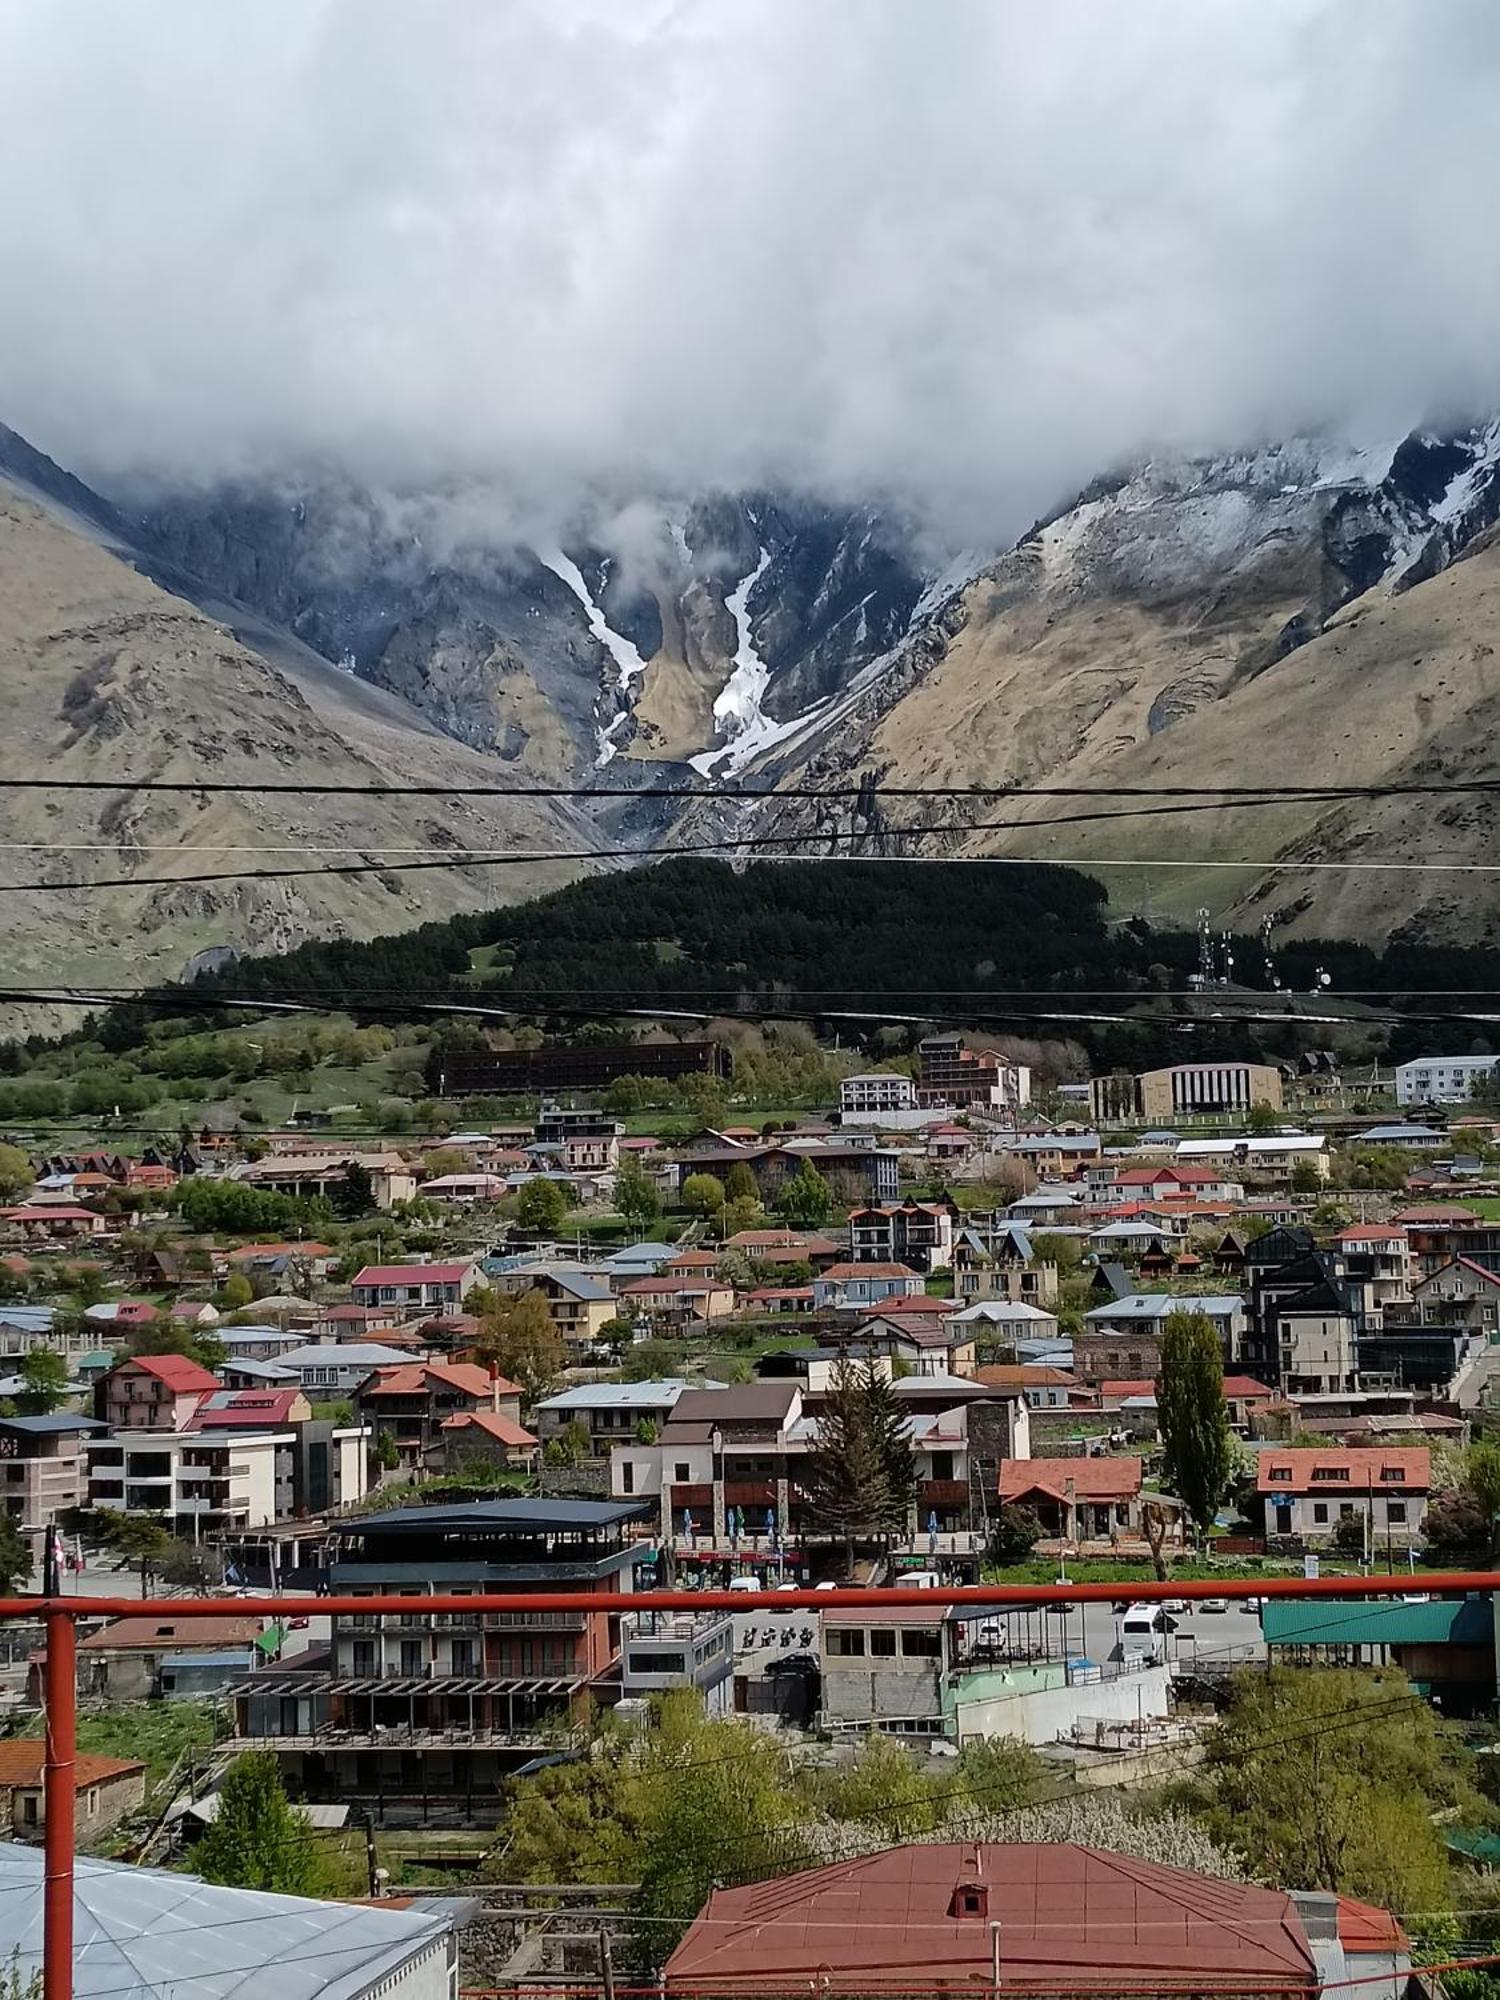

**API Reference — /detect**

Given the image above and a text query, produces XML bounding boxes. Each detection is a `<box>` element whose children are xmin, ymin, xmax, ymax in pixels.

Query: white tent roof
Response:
<box><xmin>0</xmin><ymin>1847</ymin><xmax>448</xmax><ymax>2000</ymax></box>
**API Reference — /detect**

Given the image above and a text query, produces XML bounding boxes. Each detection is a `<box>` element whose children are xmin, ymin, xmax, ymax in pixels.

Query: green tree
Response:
<box><xmin>679</xmin><ymin>1173</ymin><xmax>726</xmax><ymax>1219</ymax></box>
<box><xmin>1467</xmin><ymin>1442</ymin><xmax>1500</xmax><ymax>1556</ymax></box>
<box><xmin>516</xmin><ymin>1176</ymin><xmax>569</xmax><ymax>1235</ymax></box>
<box><xmin>1157</xmin><ymin>1310</ymin><xmax>1233</xmax><ymax>1538</ymax></box>
<box><xmin>16</xmin><ymin>1349</ymin><xmax>69</xmax><ymax>1416</ymax></box>
<box><xmin>216</xmin><ymin>1271</ymin><xmax>254</xmax><ymax>1311</ymax></box>
<box><xmin>1289</xmin><ymin>1160</ymin><xmax>1323</xmax><ymax>1195</ymax></box>
<box><xmin>1194</xmin><ymin>1668</ymin><xmax>1461</xmax><ymax>1911</ymax></box>
<box><xmin>616</xmin><ymin>1156</ymin><xmax>663</xmax><ymax>1231</ymax></box>
<box><xmin>774</xmin><ymin>1161</ymin><xmax>832</xmax><ymax>1227</ymax></box>
<box><xmin>724</xmin><ymin>1162</ymin><xmax>759</xmax><ymax>1205</ymax></box>
<box><xmin>800</xmin><ymin>1361</ymin><xmax>915</xmax><ymax>1571</ymax></box>
<box><xmin>330</xmin><ymin>1163</ymin><xmax>376</xmax><ymax>1220</ymax></box>
<box><xmin>987</xmin><ymin>1502</ymin><xmax>1042</xmax><ymax>1567</ymax></box>
<box><xmin>0</xmin><ymin>1511</ymin><xmax>33</xmax><ymax>1594</ymax></box>
<box><xmin>195</xmin><ymin>1750</ymin><xmax>335</xmax><ymax>1895</ymax></box>
<box><xmin>1030</xmin><ymin>1231</ymin><xmax>1083</xmax><ymax>1273</ymax></box>
<box><xmin>816</xmin><ymin>1730</ymin><xmax>942</xmax><ymax>1837</ymax></box>
<box><xmin>0</xmin><ymin>1143</ymin><xmax>33</xmax><ymax>1202</ymax></box>
<box><xmin>1245</xmin><ymin>1100</ymin><xmax>1280</xmax><ymax>1135</ymax></box>
<box><xmin>472</xmin><ymin>1287</ymin><xmax>565</xmax><ymax>1401</ymax></box>
<box><xmin>950</xmin><ymin>1735</ymin><xmax>1049</xmax><ymax>1815</ymax></box>
<box><xmin>68</xmin><ymin>1266</ymin><xmax>107</xmax><ymax>1311</ymax></box>
<box><xmin>373</xmin><ymin>1430</ymin><xmax>400</xmax><ymax>1472</ymax></box>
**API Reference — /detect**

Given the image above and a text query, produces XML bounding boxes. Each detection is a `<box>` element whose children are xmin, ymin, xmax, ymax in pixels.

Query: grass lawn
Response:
<box><xmin>980</xmin><ymin>1556</ymin><xmax>1354</xmax><ymax>1585</ymax></box>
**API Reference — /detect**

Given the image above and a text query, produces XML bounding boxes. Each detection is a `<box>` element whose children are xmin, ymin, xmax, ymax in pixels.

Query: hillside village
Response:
<box><xmin>1</xmin><ymin>1028</ymin><xmax>1500</xmax><ymax>1985</ymax></box>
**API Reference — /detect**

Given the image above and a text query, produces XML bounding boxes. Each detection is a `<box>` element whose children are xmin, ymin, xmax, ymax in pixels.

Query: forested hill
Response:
<box><xmin>80</xmin><ymin>858</ymin><xmax>1500</xmax><ymax>1075</ymax></box>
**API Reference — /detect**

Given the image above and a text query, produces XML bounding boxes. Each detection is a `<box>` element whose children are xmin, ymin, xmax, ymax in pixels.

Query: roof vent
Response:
<box><xmin>950</xmin><ymin>1880</ymin><xmax>988</xmax><ymax>1920</ymax></box>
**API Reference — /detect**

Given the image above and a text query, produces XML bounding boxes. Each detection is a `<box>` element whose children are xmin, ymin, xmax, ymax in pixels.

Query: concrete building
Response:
<box><xmin>87</xmin><ymin>1427</ymin><xmax>292</xmax><ymax>1535</ymax></box>
<box><xmin>916</xmin><ymin>1035</ymin><xmax>1030</xmax><ymax>1111</ymax></box>
<box><xmin>1092</xmin><ymin>1061</ymin><xmax>1283</xmax><ymax>1122</ymax></box>
<box><xmin>620</xmin><ymin>1607</ymin><xmax>735</xmax><ymax>1714</ymax></box>
<box><xmin>1395</xmin><ymin>1054</ymin><xmax>1500</xmax><ymax>1106</ymax></box>
<box><xmin>93</xmin><ymin>1353</ymin><xmax>220</xmax><ymax>1431</ymax></box>
<box><xmin>279</xmin><ymin>1342</ymin><xmax>419</xmax><ymax>1396</ymax></box>
<box><xmin>234</xmin><ymin>1499</ymin><xmax>649</xmax><ymax>1807</ymax></box>
<box><xmin>355</xmin><ymin>1360</ymin><xmax>523</xmax><ymax>1476</ymax></box>
<box><xmin>242</xmin><ymin>1151</ymin><xmax>418</xmax><ymax>1208</ymax></box>
<box><xmin>1077</xmin><ymin>1293</ymin><xmax>1246</xmax><ymax>1380</ymax></box>
<box><xmin>848</xmin><ymin>1201</ymin><xmax>955</xmax><ymax>1273</ymax></box>
<box><xmin>535</xmin><ymin>1379</ymin><xmax>696</xmax><ymax>1460</ymax></box>
<box><xmin>60</xmin><ymin>1613</ymin><xmax>269</xmax><ymax>1704</ymax></box>
<box><xmin>0</xmin><ymin>1413</ymin><xmax>103</xmax><ymax>1527</ymax></box>
<box><xmin>839</xmin><ymin>1071</ymin><xmax>917</xmax><ymax>1116</ymax></box>
<box><xmin>350</xmin><ymin>1259</ymin><xmax>481</xmax><ymax>1310</ymax></box>
<box><xmin>1258</xmin><ymin>1446</ymin><xmax>1430</xmax><ymax>1546</ymax></box>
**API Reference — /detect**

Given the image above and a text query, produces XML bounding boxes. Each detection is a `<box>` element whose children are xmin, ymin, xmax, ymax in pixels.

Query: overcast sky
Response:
<box><xmin>3</xmin><ymin>0</ymin><xmax>1499</xmax><ymax>541</ymax></box>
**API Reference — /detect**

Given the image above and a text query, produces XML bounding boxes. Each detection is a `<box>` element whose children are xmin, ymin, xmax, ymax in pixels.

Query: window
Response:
<box><xmin>930</xmin><ymin>1452</ymin><xmax>955</xmax><ymax>1482</ymax></box>
<box><xmin>1310</xmin><ymin>1466</ymin><xmax>1350</xmax><ymax>1482</ymax></box>
<box><xmin>868</xmin><ymin>1629</ymin><xmax>897</xmax><ymax>1657</ymax></box>
<box><xmin>674</xmin><ymin>1463</ymin><xmax>691</xmax><ymax>1483</ymax></box>
<box><xmin>1313</xmin><ymin>1503</ymin><xmax>1328</xmax><ymax>1523</ymax></box>
<box><xmin>1267</xmin><ymin>1467</ymin><xmax>1291</xmax><ymax>1483</ymax></box>
<box><xmin>620</xmin><ymin>1462</ymin><xmax>635</xmax><ymax>1495</ymax></box>
<box><xmin>901</xmin><ymin>1628</ymin><xmax>942</xmax><ymax>1657</ymax></box>
<box><xmin>826</xmin><ymin>1629</ymin><xmax>865</xmax><ymax>1657</ymax></box>
<box><xmin>1378</xmin><ymin>1467</ymin><xmax>1406</xmax><ymax>1483</ymax></box>
<box><xmin>1387</xmin><ymin>1501</ymin><xmax>1408</xmax><ymax>1524</ymax></box>
<box><xmin>1339</xmin><ymin>1503</ymin><xmax>1356</xmax><ymax>1519</ymax></box>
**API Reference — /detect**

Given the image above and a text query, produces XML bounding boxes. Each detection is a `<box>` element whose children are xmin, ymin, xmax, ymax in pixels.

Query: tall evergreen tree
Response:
<box><xmin>1157</xmin><ymin>1310</ymin><xmax>1233</xmax><ymax>1538</ymax></box>
<box><xmin>801</xmin><ymin>1362</ymin><xmax>916</xmax><ymax>1570</ymax></box>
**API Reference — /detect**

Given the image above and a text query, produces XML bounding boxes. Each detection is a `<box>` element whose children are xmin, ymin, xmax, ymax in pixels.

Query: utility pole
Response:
<box><xmin>598</xmin><ymin>1928</ymin><xmax>616</xmax><ymax>2000</ymax></box>
<box><xmin>364</xmin><ymin>1811</ymin><xmax>380</xmax><ymax>1897</ymax></box>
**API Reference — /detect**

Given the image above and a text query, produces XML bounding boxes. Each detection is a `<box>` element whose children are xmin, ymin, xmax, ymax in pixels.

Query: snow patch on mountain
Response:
<box><xmin>688</xmin><ymin>548</ymin><xmax>776</xmax><ymax>776</ymax></box>
<box><xmin>535</xmin><ymin>545</ymin><xmax>648</xmax><ymax>693</ymax></box>
<box><xmin>1432</xmin><ymin>420</ymin><xmax>1500</xmax><ymax>523</ymax></box>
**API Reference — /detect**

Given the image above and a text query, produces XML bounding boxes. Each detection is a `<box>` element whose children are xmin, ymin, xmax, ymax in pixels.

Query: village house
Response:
<box><xmin>998</xmin><ymin>1455</ymin><xmax>1180</xmax><ymax>1548</ymax></box>
<box><xmin>93</xmin><ymin>1353</ymin><xmax>220</xmax><ymax>1432</ymax></box>
<box><xmin>839</xmin><ymin>1070</ymin><xmax>918</xmax><ymax>1117</ymax></box>
<box><xmin>665</xmin><ymin>1842</ymin><xmax>1411</xmax><ymax>2000</ymax></box>
<box><xmin>242</xmin><ymin>1151</ymin><xmax>418</xmax><ymax>1209</ymax></box>
<box><xmin>1333</xmin><ymin>1224</ymin><xmax>1414</xmax><ymax>1321</ymax></box>
<box><xmin>916</xmin><ymin>1033</ymin><xmax>1030</xmax><ymax>1110</ymax></box>
<box><xmin>851</xmin><ymin>1308</ymin><xmax>977</xmax><ymax>1377</ymax></box>
<box><xmin>970</xmin><ymin>1363</ymin><xmax>1076</xmax><ymax>1410</ymax></box>
<box><xmin>1258</xmin><ymin>1446</ymin><xmax>1430</xmax><ymax>1546</ymax></box>
<box><xmin>615</xmin><ymin>1273</ymin><xmax>737</xmax><ymax>1329</ymax></box>
<box><xmin>1002</xmin><ymin>1132</ymin><xmax>1102</xmax><ymax>1179</ymax></box>
<box><xmin>484</xmin><ymin>1266</ymin><xmax>617</xmax><ymax>1350</ymax></box>
<box><xmin>1076</xmin><ymin>1293</ymin><xmax>1246</xmax><ymax>1383</ymax></box>
<box><xmin>951</xmin><ymin>1222</ymin><xmax>1058</xmax><ymax>1307</ymax></box>
<box><xmin>1098</xmin><ymin>1163</ymin><xmax>1246</xmax><ymax>1206</ymax></box>
<box><xmin>355</xmin><ymin>1361</ymin><xmax>525</xmax><ymax>1476</ymax></box>
<box><xmin>429</xmin><ymin>1407</ymin><xmax>538</xmax><ymax>1473</ymax></box>
<box><xmin>350</xmin><ymin>1259</ymin><xmax>481</xmax><ymax>1311</ymax></box>
<box><xmin>812</xmin><ymin>1262</ymin><xmax>925</xmax><ymax>1312</ymax></box>
<box><xmin>49</xmin><ymin>1614</ymin><xmax>267</xmax><ymax>1705</ymax></box>
<box><xmin>0</xmin><ymin>1204</ymin><xmax>110</xmax><ymax>1243</ymax></box>
<box><xmin>722</xmin><ymin>1229</ymin><xmax>842</xmax><ymax>1270</ymax></box>
<box><xmin>1413</xmin><ymin>1256</ymin><xmax>1500</xmax><ymax>1335</ymax></box>
<box><xmin>0</xmin><ymin>1741</ymin><xmax>146</xmax><ymax>1843</ymax></box>
<box><xmin>849</xmin><ymin>1200</ymin><xmax>955</xmax><ymax>1273</ymax></box>
<box><xmin>535</xmin><ymin>1379</ymin><xmax>697</xmax><ymax>1459</ymax></box>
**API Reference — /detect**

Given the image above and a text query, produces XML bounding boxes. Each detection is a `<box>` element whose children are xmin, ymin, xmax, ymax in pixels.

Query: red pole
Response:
<box><xmin>43</xmin><ymin>1605</ymin><xmax>75</xmax><ymax>2000</ymax></box>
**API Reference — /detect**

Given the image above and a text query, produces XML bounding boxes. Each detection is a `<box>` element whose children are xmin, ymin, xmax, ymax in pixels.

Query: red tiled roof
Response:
<box><xmin>1256</xmin><ymin>1447</ymin><xmax>1431</xmax><ymax>1494</ymax></box>
<box><xmin>80</xmin><ymin>1614</ymin><xmax>262</xmax><ymax>1652</ymax></box>
<box><xmin>439</xmin><ymin>1409</ymin><xmax>537</xmax><ymax>1449</ymax></box>
<box><xmin>190</xmin><ymin>1390</ymin><xmax>304</xmax><ymax>1428</ymax></box>
<box><xmin>1097</xmin><ymin>1373</ymin><xmax>1272</xmax><ymax>1401</ymax></box>
<box><xmin>1000</xmin><ymin>1456</ymin><xmax>1143</xmax><ymax>1503</ymax></box>
<box><xmin>972</xmin><ymin>1365</ymin><xmax>1074</xmax><ymax>1388</ymax></box>
<box><xmin>361</xmin><ymin>1361</ymin><xmax>516</xmax><ymax>1399</ymax></box>
<box><xmin>1334</xmin><ymin>1225</ymin><xmax>1409</xmax><ymax>1243</ymax></box>
<box><xmin>109</xmin><ymin>1353</ymin><xmax>219</xmax><ymax>1392</ymax></box>
<box><xmin>663</xmin><ymin>1843</ymin><xmax>1317</xmax><ymax>1993</ymax></box>
<box><xmin>1446</xmin><ymin>1257</ymin><xmax>1500</xmax><ymax>1288</ymax></box>
<box><xmin>0</xmin><ymin>1741</ymin><xmax>144</xmax><ymax>1787</ymax></box>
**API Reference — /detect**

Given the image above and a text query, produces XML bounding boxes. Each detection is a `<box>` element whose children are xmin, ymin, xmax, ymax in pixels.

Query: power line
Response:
<box><xmin>3</xmin><ymin>774</ymin><xmax>1500</xmax><ymax>801</ymax></box>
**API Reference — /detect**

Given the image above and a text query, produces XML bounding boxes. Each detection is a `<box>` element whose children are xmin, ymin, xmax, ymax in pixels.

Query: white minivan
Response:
<box><xmin>1120</xmin><ymin>1603</ymin><xmax>1173</xmax><ymax>1653</ymax></box>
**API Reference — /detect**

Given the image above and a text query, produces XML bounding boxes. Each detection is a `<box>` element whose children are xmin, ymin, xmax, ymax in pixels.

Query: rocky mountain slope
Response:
<box><xmin>131</xmin><ymin>480</ymin><xmax>934</xmax><ymax>782</ymax></box>
<box><xmin>709</xmin><ymin>427</ymin><xmax>1500</xmax><ymax>942</ymax></box>
<box><xmin>0</xmin><ymin>440</ymin><xmax>594</xmax><ymax>993</ymax></box>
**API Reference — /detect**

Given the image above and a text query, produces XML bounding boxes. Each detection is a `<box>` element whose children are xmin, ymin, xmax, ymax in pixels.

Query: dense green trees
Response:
<box><xmin>16</xmin><ymin>1349</ymin><xmax>69</xmax><ymax>1415</ymax></box>
<box><xmin>471</xmin><ymin>1287</ymin><xmax>565</xmax><ymax>1400</ymax></box>
<box><xmin>178</xmin><ymin>1179</ymin><xmax>323</xmax><ymax>1235</ymax></box>
<box><xmin>515</xmin><ymin>1177</ymin><xmax>569</xmax><ymax>1234</ymax></box>
<box><xmin>615</xmin><ymin>1157</ymin><xmax>663</xmax><ymax>1231</ymax></box>
<box><xmin>775</xmin><ymin>1162</ymin><xmax>832</xmax><ymax>1227</ymax></box>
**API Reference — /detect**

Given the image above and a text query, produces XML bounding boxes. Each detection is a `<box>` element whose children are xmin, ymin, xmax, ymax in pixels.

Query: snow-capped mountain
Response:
<box><xmin>128</xmin><ymin>480</ymin><xmax>938</xmax><ymax>785</ymax></box>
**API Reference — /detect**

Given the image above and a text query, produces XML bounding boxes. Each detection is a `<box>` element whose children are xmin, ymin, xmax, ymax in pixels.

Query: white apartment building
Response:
<box><xmin>87</xmin><ymin>1430</ymin><xmax>291</xmax><ymax>1534</ymax></box>
<box><xmin>840</xmin><ymin>1073</ymin><xmax>918</xmax><ymax>1116</ymax></box>
<box><xmin>1395</xmin><ymin>1055</ymin><xmax>1500</xmax><ymax>1107</ymax></box>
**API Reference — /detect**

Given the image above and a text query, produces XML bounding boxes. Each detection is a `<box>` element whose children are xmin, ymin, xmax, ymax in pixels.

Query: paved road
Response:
<box><xmin>960</xmin><ymin>1597</ymin><xmax>1265</xmax><ymax>1669</ymax></box>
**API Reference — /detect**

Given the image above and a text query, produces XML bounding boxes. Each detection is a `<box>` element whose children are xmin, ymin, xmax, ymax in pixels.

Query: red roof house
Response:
<box><xmin>664</xmin><ymin>1843</ymin><xmax>1326</xmax><ymax>1994</ymax></box>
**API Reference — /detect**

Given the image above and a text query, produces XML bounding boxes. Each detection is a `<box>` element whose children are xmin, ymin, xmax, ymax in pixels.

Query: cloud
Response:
<box><xmin>2</xmin><ymin>0</ymin><xmax>1499</xmax><ymax>543</ymax></box>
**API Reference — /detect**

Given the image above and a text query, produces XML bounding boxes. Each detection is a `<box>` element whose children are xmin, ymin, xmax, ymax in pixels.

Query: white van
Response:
<box><xmin>1120</xmin><ymin>1603</ymin><xmax>1172</xmax><ymax>1641</ymax></box>
<box><xmin>895</xmin><ymin>1570</ymin><xmax>940</xmax><ymax>1591</ymax></box>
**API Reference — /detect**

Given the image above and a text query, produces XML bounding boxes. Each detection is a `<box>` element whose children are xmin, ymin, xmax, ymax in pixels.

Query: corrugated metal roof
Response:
<box><xmin>664</xmin><ymin>1842</ymin><xmax>1317</xmax><ymax>1993</ymax></box>
<box><xmin>0</xmin><ymin>1846</ymin><xmax>449</xmax><ymax>2000</ymax></box>
<box><xmin>1263</xmin><ymin>1595</ymin><xmax>1489</xmax><ymax>1647</ymax></box>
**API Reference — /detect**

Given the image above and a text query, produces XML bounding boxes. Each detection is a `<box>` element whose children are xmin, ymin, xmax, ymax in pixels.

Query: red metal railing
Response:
<box><xmin>15</xmin><ymin>1569</ymin><xmax>1500</xmax><ymax>2000</ymax></box>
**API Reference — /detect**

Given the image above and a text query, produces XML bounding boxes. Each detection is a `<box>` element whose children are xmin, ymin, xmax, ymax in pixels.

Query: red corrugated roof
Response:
<box><xmin>1337</xmin><ymin>1896</ymin><xmax>1409</xmax><ymax>1953</ymax></box>
<box><xmin>663</xmin><ymin>1843</ymin><xmax>1317</xmax><ymax>1993</ymax></box>
<box><xmin>1000</xmin><ymin>1456</ymin><xmax>1143</xmax><ymax>1503</ymax></box>
<box><xmin>361</xmin><ymin>1361</ymin><xmax>516</xmax><ymax>1399</ymax></box>
<box><xmin>0</xmin><ymin>1741</ymin><xmax>144</xmax><ymax>1787</ymax></box>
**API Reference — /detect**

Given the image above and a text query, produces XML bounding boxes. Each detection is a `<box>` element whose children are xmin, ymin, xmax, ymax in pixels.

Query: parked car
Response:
<box><xmin>1199</xmin><ymin>1597</ymin><xmax>1230</xmax><ymax>1614</ymax></box>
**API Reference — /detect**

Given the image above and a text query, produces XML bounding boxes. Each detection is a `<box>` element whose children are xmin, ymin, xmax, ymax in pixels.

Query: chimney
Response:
<box><xmin>949</xmin><ymin>1850</ymin><xmax>988</xmax><ymax>1921</ymax></box>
